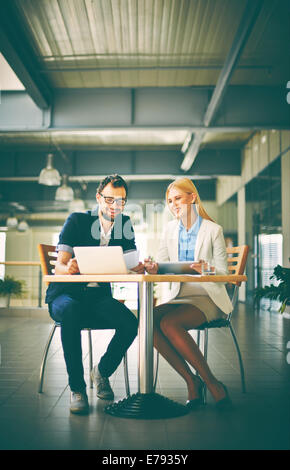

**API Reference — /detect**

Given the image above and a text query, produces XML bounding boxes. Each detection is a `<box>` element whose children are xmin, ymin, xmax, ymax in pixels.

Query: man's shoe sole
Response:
<box><xmin>70</xmin><ymin>406</ymin><xmax>89</xmax><ymax>415</ymax></box>
<box><xmin>96</xmin><ymin>391</ymin><xmax>114</xmax><ymax>400</ymax></box>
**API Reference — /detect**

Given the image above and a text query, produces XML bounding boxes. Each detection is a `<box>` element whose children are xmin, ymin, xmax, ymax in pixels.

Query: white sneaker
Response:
<box><xmin>90</xmin><ymin>366</ymin><xmax>114</xmax><ymax>400</ymax></box>
<box><xmin>70</xmin><ymin>391</ymin><xmax>89</xmax><ymax>414</ymax></box>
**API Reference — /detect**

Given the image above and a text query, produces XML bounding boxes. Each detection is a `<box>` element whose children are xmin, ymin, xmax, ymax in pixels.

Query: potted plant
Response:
<box><xmin>0</xmin><ymin>276</ymin><xmax>26</xmax><ymax>308</ymax></box>
<box><xmin>117</xmin><ymin>286</ymin><xmax>126</xmax><ymax>304</ymax></box>
<box><xmin>111</xmin><ymin>283</ymin><xmax>126</xmax><ymax>304</ymax></box>
<box><xmin>153</xmin><ymin>282</ymin><xmax>158</xmax><ymax>307</ymax></box>
<box><xmin>254</xmin><ymin>265</ymin><xmax>290</xmax><ymax>317</ymax></box>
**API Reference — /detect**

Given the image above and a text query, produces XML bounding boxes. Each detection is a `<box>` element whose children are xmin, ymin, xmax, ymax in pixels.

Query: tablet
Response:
<box><xmin>158</xmin><ymin>262</ymin><xmax>200</xmax><ymax>275</ymax></box>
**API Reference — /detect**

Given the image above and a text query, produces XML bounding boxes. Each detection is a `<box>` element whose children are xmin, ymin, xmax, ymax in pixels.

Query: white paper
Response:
<box><xmin>123</xmin><ymin>249</ymin><xmax>139</xmax><ymax>270</ymax></box>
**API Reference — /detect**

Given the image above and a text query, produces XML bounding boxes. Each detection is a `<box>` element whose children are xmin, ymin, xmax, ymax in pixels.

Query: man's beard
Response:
<box><xmin>101</xmin><ymin>208</ymin><xmax>120</xmax><ymax>221</ymax></box>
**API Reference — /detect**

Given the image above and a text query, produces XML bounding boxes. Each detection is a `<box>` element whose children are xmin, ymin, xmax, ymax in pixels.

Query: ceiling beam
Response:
<box><xmin>0</xmin><ymin>125</ymin><xmax>288</xmax><ymax>135</ymax></box>
<box><xmin>39</xmin><ymin>64</ymin><xmax>271</xmax><ymax>73</ymax></box>
<box><xmin>181</xmin><ymin>0</ymin><xmax>264</xmax><ymax>172</ymax></box>
<box><xmin>1</xmin><ymin>86</ymin><xmax>289</xmax><ymax>131</ymax></box>
<box><xmin>0</xmin><ymin>2</ymin><xmax>52</xmax><ymax>109</ymax></box>
<box><xmin>0</xmin><ymin>174</ymin><xmax>215</xmax><ymax>183</ymax></box>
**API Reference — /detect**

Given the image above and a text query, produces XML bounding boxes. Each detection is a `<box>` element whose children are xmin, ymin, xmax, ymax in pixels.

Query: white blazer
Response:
<box><xmin>157</xmin><ymin>218</ymin><xmax>233</xmax><ymax>315</ymax></box>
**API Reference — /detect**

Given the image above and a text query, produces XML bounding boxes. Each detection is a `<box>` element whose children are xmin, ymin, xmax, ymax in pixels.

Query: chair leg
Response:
<box><xmin>229</xmin><ymin>323</ymin><xmax>246</xmax><ymax>393</ymax></box>
<box><xmin>38</xmin><ymin>323</ymin><xmax>57</xmax><ymax>393</ymax></box>
<box><xmin>203</xmin><ymin>329</ymin><xmax>208</xmax><ymax>362</ymax></box>
<box><xmin>202</xmin><ymin>329</ymin><xmax>208</xmax><ymax>404</ymax></box>
<box><xmin>88</xmin><ymin>330</ymin><xmax>93</xmax><ymax>389</ymax></box>
<box><xmin>197</xmin><ymin>330</ymin><xmax>201</xmax><ymax>348</ymax></box>
<box><xmin>153</xmin><ymin>348</ymin><xmax>159</xmax><ymax>392</ymax></box>
<box><xmin>123</xmin><ymin>352</ymin><xmax>130</xmax><ymax>397</ymax></box>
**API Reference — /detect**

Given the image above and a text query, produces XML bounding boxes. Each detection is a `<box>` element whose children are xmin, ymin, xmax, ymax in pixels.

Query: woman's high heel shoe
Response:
<box><xmin>215</xmin><ymin>383</ymin><xmax>231</xmax><ymax>408</ymax></box>
<box><xmin>186</xmin><ymin>376</ymin><xmax>205</xmax><ymax>411</ymax></box>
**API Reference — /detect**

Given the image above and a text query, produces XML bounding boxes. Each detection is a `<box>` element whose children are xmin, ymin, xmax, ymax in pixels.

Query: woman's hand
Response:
<box><xmin>144</xmin><ymin>257</ymin><xmax>158</xmax><ymax>274</ymax></box>
<box><xmin>189</xmin><ymin>260</ymin><xmax>204</xmax><ymax>274</ymax></box>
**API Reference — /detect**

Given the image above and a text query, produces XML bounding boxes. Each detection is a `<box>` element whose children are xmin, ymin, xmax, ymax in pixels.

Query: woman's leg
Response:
<box><xmin>153</xmin><ymin>303</ymin><xmax>204</xmax><ymax>400</ymax></box>
<box><xmin>159</xmin><ymin>304</ymin><xmax>228</xmax><ymax>402</ymax></box>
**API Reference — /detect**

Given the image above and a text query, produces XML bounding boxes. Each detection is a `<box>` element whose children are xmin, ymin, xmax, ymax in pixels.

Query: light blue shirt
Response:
<box><xmin>178</xmin><ymin>214</ymin><xmax>202</xmax><ymax>261</ymax></box>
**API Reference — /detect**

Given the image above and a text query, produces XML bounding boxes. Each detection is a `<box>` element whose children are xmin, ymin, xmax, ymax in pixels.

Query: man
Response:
<box><xmin>46</xmin><ymin>174</ymin><xmax>144</xmax><ymax>414</ymax></box>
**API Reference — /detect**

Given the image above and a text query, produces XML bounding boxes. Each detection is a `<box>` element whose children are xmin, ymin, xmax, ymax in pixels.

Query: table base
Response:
<box><xmin>104</xmin><ymin>392</ymin><xmax>188</xmax><ymax>419</ymax></box>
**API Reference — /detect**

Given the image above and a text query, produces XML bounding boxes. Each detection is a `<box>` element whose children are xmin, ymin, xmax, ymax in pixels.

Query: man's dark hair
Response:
<box><xmin>97</xmin><ymin>174</ymin><xmax>128</xmax><ymax>197</ymax></box>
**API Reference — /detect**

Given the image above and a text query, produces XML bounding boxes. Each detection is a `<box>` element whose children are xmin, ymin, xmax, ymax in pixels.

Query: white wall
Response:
<box><xmin>0</xmin><ymin>53</ymin><xmax>25</xmax><ymax>90</ymax></box>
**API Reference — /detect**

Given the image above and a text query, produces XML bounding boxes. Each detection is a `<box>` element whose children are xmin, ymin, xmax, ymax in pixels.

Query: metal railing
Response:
<box><xmin>0</xmin><ymin>261</ymin><xmax>43</xmax><ymax>307</ymax></box>
<box><xmin>0</xmin><ymin>262</ymin><xmax>139</xmax><ymax>309</ymax></box>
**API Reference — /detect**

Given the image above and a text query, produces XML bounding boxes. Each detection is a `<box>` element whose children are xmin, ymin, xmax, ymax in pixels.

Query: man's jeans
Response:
<box><xmin>49</xmin><ymin>289</ymin><xmax>138</xmax><ymax>392</ymax></box>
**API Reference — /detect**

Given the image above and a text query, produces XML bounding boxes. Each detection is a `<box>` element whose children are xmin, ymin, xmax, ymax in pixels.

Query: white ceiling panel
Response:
<box><xmin>13</xmin><ymin>0</ymin><xmax>286</xmax><ymax>88</ymax></box>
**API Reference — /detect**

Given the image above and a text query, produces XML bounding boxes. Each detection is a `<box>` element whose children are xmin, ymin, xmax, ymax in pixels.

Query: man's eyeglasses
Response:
<box><xmin>99</xmin><ymin>193</ymin><xmax>127</xmax><ymax>207</ymax></box>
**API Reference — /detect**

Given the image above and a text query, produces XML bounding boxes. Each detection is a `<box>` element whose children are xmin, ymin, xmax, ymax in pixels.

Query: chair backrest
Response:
<box><xmin>38</xmin><ymin>244</ymin><xmax>57</xmax><ymax>283</ymax></box>
<box><xmin>226</xmin><ymin>245</ymin><xmax>249</xmax><ymax>286</ymax></box>
<box><xmin>226</xmin><ymin>245</ymin><xmax>249</xmax><ymax>313</ymax></box>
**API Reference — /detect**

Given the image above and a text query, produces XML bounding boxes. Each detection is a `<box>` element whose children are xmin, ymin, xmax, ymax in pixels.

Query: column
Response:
<box><xmin>281</xmin><ymin>151</ymin><xmax>290</xmax><ymax>267</ymax></box>
<box><xmin>237</xmin><ymin>187</ymin><xmax>246</xmax><ymax>301</ymax></box>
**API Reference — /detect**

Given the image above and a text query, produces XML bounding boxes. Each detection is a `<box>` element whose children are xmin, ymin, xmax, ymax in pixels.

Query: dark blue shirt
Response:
<box><xmin>45</xmin><ymin>210</ymin><xmax>136</xmax><ymax>304</ymax></box>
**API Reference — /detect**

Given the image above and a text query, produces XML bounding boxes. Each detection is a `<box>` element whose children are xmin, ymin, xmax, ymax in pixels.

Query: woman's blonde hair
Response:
<box><xmin>166</xmin><ymin>177</ymin><xmax>214</xmax><ymax>222</ymax></box>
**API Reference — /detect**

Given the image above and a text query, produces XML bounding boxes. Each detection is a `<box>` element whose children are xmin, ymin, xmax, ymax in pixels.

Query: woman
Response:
<box><xmin>144</xmin><ymin>177</ymin><xmax>232</xmax><ymax>409</ymax></box>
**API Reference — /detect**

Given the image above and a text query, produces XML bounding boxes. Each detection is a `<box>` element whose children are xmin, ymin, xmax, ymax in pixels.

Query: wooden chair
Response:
<box><xmin>153</xmin><ymin>245</ymin><xmax>249</xmax><ymax>399</ymax></box>
<box><xmin>37</xmin><ymin>244</ymin><xmax>130</xmax><ymax>396</ymax></box>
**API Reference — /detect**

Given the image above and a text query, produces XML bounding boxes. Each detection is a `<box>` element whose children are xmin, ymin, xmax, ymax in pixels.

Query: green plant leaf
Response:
<box><xmin>0</xmin><ymin>276</ymin><xmax>26</xmax><ymax>297</ymax></box>
<box><xmin>254</xmin><ymin>264</ymin><xmax>290</xmax><ymax>313</ymax></box>
<box><xmin>280</xmin><ymin>302</ymin><xmax>286</xmax><ymax>313</ymax></box>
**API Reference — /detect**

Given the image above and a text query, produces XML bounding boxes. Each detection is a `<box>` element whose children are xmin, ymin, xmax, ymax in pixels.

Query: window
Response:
<box><xmin>258</xmin><ymin>233</ymin><xmax>283</xmax><ymax>310</ymax></box>
<box><xmin>52</xmin><ymin>233</ymin><xmax>60</xmax><ymax>247</ymax></box>
<box><xmin>0</xmin><ymin>232</ymin><xmax>6</xmax><ymax>279</ymax></box>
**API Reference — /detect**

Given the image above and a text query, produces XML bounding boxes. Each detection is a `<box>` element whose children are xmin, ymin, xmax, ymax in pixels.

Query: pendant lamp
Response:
<box><xmin>55</xmin><ymin>174</ymin><xmax>74</xmax><ymax>202</ymax></box>
<box><xmin>38</xmin><ymin>153</ymin><xmax>61</xmax><ymax>186</ymax></box>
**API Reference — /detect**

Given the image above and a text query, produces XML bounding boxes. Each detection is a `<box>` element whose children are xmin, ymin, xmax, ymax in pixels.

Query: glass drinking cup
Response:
<box><xmin>201</xmin><ymin>260</ymin><xmax>216</xmax><ymax>275</ymax></box>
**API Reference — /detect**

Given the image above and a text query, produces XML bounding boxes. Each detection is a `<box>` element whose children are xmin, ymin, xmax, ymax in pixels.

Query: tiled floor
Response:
<box><xmin>0</xmin><ymin>302</ymin><xmax>289</xmax><ymax>450</ymax></box>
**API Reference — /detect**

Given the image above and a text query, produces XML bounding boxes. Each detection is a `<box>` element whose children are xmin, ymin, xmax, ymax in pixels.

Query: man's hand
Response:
<box><xmin>144</xmin><ymin>258</ymin><xmax>158</xmax><ymax>274</ymax></box>
<box><xmin>55</xmin><ymin>251</ymin><xmax>80</xmax><ymax>275</ymax></box>
<box><xmin>130</xmin><ymin>262</ymin><xmax>145</xmax><ymax>274</ymax></box>
<box><xmin>67</xmin><ymin>258</ymin><xmax>80</xmax><ymax>274</ymax></box>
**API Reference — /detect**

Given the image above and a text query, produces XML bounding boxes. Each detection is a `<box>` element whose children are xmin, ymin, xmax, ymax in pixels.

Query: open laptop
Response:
<box><xmin>158</xmin><ymin>262</ymin><xmax>200</xmax><ymax>275</ymax></box>
<box><xmin>74</xmin><ymin>246</ymin><xmax>129</xmax><ymax>274</ymax></box>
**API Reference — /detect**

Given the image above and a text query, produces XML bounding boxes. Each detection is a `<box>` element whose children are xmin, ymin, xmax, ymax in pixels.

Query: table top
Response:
<box><xmin>44</xmin><ymin>273</ymin><xmax>247</xmax><ymax>283</ymax></box>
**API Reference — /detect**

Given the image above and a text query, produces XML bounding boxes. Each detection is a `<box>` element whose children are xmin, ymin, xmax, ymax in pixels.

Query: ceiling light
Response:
<box><xmin>9</xmin><ymin>202</ymin><xmax>27</xmax><ymax>211</ymax></box>
<box><xmin>69</xmin><ymin>198</ymin><xmax>86</xmax><ymax>212</ymax></box>
<box><xmin>38</xmin><ymin>153</ymin><xmax>61</xmax><ymax>186</ymax></box>
<box><xmin>69</xmin><ymin>187</ymin><xmax>85</xmax><ymax>212</ymax></box>
<box><xmin>17</xmin><ymin>220</ymin><xmax>29</xmax><ymax>232</ymax></box>
<box><xmin>55</xmin><ymin>174</ymin><xmax>74</xmax><ymax>202</ymax></box>
<box><xmin>6</xmin><ymin>216</ymin><xmax>18</xmax><ymax>228</ymax></box>
<box><xmin>261</xmin><ymin>135</ymin><xmax>267</xmax><ymax>144</ymax></box>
